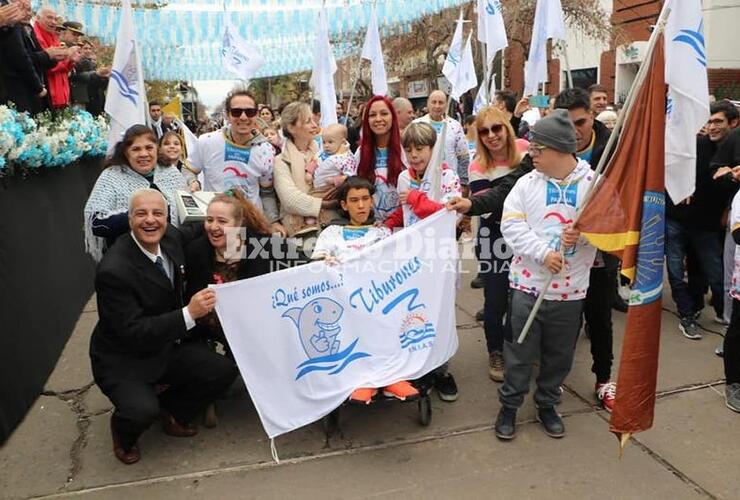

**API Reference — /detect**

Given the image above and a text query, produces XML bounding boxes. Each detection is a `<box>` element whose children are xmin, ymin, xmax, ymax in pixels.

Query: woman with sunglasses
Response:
<box><xmin>355</xmin><ymin>95</ymin><xmax>406</xmax><ymax>222</ymax></box>
<box><xmin>449</xmin><ymin>107</ymin><xmax>529</xmax><ymax>382</ymax></box>
<box><xmin>187</xmin><ymin>89</ymin><xmax>280</xmax><ymax>231</ymax></box>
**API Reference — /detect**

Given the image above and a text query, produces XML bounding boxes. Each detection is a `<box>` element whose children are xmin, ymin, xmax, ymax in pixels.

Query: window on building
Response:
<box><xmin>565</xmin><ymin>67</ymin><xmax>598</xmax><ymax>90</ymax></box>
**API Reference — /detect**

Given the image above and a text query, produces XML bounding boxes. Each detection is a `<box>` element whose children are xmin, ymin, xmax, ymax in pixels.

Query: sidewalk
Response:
<box><xmin>1</xmin><ymin>257</ymin><xmax>736</xmax><ymax>499</ymax></box>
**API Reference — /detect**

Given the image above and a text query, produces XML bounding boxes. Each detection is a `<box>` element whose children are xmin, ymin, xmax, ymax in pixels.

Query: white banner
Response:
<box><xmin>214</xmin><ymin>211</ymin><xmax>460</xmax><ymax>438</ymax></box>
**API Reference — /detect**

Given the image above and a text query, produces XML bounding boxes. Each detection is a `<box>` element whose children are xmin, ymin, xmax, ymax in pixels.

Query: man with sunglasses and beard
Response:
<box><xmin>188</xmin><ymin>89</ymin><xmax>281</xmax><ymax>232</ymax></box>
<box><xmin>553</xmin><ymin>88</ymin><xmax>618</xmax><ymax>413</ymax></box>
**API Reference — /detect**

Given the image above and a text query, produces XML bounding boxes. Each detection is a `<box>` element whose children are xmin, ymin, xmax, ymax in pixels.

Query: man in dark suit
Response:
<box><xmin>0</xmin><ymin>0</ymin><xmax>47</xmax><ymax>113</ymax></box>
<box><xmin>90</xmin><ymin>188</ymin><xmax>237</xmax><ymax>465</ymax></box>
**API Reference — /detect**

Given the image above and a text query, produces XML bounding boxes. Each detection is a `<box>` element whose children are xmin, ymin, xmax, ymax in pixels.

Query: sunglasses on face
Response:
<box><xmin>477</xmin><ymin>124</ymin><xmax>505</xmax><ymax>136</ymax></box>
<box><xmin>229</xmin><ymin>107</ymin><xmax>258</xmax><ymax>118</ymax></box>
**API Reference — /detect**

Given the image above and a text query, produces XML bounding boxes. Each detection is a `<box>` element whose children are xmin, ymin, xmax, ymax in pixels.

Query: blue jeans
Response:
<box><xmin>665</xmin><ymin>218</ymin><xmax>724</xmax><ymax>320</ymax></box>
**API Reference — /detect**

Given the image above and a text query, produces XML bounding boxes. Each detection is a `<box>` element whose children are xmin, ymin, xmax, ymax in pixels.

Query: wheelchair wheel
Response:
<box><xmin>418</xmin><ymin>395</ymin><xmax>432</xmax><ymax>426</ymax></box>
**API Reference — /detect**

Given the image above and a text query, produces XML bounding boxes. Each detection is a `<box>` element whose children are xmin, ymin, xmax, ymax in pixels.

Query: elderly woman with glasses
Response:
<box><xmin>186</xmin><ymin>89</ymin><xmax>281</xmax><ymax>233</ymax></box>
<box><xmin>446</xmin><ymin>106</ymin><xmax>529</xmax><ymax>382</ymax></box>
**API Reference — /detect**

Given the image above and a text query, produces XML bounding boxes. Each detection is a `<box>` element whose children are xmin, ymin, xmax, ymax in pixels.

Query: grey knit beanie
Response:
<box><xmin>530</xmin><ymin>109</ymin><xmax>577</xmax><ymax>153</ymax></box>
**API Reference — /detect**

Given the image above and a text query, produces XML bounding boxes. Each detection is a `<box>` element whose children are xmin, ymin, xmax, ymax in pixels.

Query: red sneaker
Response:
<box><xmin>382</xmin><ymin>380</ymin><xmax>419</xmax><ymax>401</ymax></box>
<box><xmin>349</xmin><ymin>387</ymin><xmax>378</xmax><ymax>404</ymax></box>
<box><xmin>595</xmin><ymin>381</ymin><xmax>616</xmax><ymax>412</ymax></box>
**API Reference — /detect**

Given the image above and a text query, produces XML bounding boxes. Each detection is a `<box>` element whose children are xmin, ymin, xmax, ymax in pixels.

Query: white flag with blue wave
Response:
<box><xmin>523</xmin><ymin>0</ymin><xmax>566</xmax><ymax>96</ymax></box>
<box><xmin>443</xmin><ymin>14</ymin><xmax>478</xmax><ymax>102</ymax></box>
<box><xmin>222</xmin><ymin>13</ymin><xmax>265</xmax><ymax>84</ymax></box>
<box><xmin>214</xmin><ymin>211</ymin><xmax>459</xmax><ymax>438</ymax></box>
<box><xmin>663</xmin><ymin>0</ymin><xmax>709</xmax><ymax>204</ymax></box>
<box><xmin>477</xmin><ymin>0</ymin><xmax>508</xmax><ymax>64</ymax></box>
<box><xmin>104</xmin><ymin>0</ymin><xmax>146</xmax><ymax>153</ymax></box>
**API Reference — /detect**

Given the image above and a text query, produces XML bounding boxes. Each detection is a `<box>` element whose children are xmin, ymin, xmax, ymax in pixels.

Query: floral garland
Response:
<box><xmin>0</xmin><ymin>105</ymin><xmax>108</xmax><ymax>175</ymax></box>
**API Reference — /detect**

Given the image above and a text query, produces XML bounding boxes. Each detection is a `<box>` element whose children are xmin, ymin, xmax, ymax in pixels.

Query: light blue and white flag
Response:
<box><xmin>523</xmin><ymin>0</ymin><xmax>566</xmax><ymax>96</ymax></box>
<box><xmin>104</xmin><ymin>0</ymin><xmax>146</xmax><ymax>153</ymax></box>
<box><xmin>442</xmin><ymin>10</ymin><xmax>465</xmax><ymax>87</ymax></box>
<box><xmin>214</xmin><ymin>211</ymin><xmax>460</xmax><ymax>438</ymax></box>
<box><xmin>443</xmin><ymin>14</ymin><xmax>477</xmax><ymax>102</ymax></box>
<box><xmin>477</xmin><ymin>0</ymin><xmax>508</xmax><ymax>64</ymax></box>
<box><xmin>222</xmin><ymin>13</ymin><xmax>265</xmax><ymax>84</ymax></box>
<box><xmin>361</xmin><ymin>5</ymin><xmax>388</xmax><ymax>96</ymax></box>
<box><xmin>663</xmin><ymin>0</ymin><xmax>709</xmax><ymax>204</ymax></box>
<box><xmin>310</xmin><ymin>7</ymin><xmax>338</xmax><ymax>127</ymax></box>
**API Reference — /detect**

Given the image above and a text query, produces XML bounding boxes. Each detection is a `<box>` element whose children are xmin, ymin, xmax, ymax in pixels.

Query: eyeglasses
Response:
<box><xmin>229</xmin><ymin>107</ymin><xmax>258</xmax><ymax>118</ymax></box>
<box><xmin>527</xmin><ymin>144</ymin><xmax>548</xmax><ymax>157</ymax></box>
<box><xmin>477</xmin><ymin>124</ymin><xmax>505</xmax><ymax>136</ymax></box>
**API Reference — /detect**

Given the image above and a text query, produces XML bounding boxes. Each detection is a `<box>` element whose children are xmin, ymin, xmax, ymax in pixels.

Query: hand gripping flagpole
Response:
<box><xmin>516</xmin><ymin>7</ymin><xmax>672</xmax><ymax>345</ymax></box>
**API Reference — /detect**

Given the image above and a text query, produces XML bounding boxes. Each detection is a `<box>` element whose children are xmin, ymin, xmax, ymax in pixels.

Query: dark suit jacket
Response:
<box><xmin>90</xmin><ymin>227</ymin><xmax>190</xmax><ymax>384</ymax></box>
<box><xmin>0</xmin><ymin>18</ymin><xmax>44</xmax><ymax>113</ymax></box>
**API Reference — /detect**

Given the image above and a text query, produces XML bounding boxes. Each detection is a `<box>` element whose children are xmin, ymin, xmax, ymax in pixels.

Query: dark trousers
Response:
<box><xmin>725</xmin><ymin>299</ymin><xmax>740</xmax><ymax>385</ymax></box>
<box><xmin>499</xmin><ymin>290</ymin><xmax>584</xmax><ymax>409</ymax></box>
<box><xmin>584</xmin><ymin>266</ymin><xmax>615</xmax><ymax>383</ymax></box>
<box><xmin>100</xmin><ymin>342</ymin><xmax>237</xmax><ymax>451</ymax></box>
<box><xmin>665</xmin><ymin>218</ymin><xmax>724</xmax><ymax>319</ymax></box>
<box><xmin>482</xmin><ymin>255</ymin><xmax>511</xmax><ymax>353</ymax></box>
<box><xmin>480</xmin><ymin>223</ymin><xmax>511</xmax><ymax>353</ymax></box>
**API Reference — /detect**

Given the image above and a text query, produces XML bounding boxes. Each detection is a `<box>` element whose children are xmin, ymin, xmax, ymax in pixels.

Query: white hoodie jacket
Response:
<box><xmin>501</xmin><ymin>159</ymin><xmax>597</xmax><ymax>301</ymax></box>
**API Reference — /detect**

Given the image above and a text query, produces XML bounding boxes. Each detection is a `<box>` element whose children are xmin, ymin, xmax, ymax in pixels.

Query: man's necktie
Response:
<box><xmin>155</xmin><ymin>256</ymin><xmax>170</xmax><ymax>282</ymax></box>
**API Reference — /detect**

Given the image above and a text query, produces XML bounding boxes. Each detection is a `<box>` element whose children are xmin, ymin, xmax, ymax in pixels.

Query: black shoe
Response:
<box><xmin>471</xmin><ymin>276</ymin><xmax>485</xmax><ymax>289</ymax></box>
<box><xmin>494</xmin><ymin>407</ymin><xmax>517</xmax><ymax>440</ymax></box>
<box><xmin>537</xmin><ymin>407</ymin><xmax>565</xmax><ymax>438</ymax></box>
<box><xmin>612</xmin><ymin>296</ymin><xmax>628</xmax><ymax>312</ymax></box>
<box><xmin>475</xmin><ymin>308</ymin><xmax>484</xmax><ymax>322</ymax></box>
<box><xmin>435</xmin><ymin>373</ymin><xmax>458</xmax><ymax>402</ymax></box>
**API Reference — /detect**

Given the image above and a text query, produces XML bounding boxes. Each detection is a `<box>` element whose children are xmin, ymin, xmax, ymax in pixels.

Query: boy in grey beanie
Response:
<box><xmin>493</xmin><ymin>108</ymin><xmax>597</xmax><ymax>441</ymax></box>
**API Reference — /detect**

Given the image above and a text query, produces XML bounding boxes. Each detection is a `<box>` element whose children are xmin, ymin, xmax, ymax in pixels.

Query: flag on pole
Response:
<box><xmin>664</xmin><ymin>0</ymin><xmax>709</xmax><ymax>204</ymax></box>
<box><xmin>575</xmin><ymin>35</ymin><xmax>668</xmax><ymax>448</ymax></box>
<box><xmin>361</xmin><ymin>5</ymin><xmax>388</xmax><ymax>96</ymax></box>
<box><xmin>310</xmin><ymin>7</ymin><xmax>338</xmax><ymax>127</ymax></box>
<box><xmin>442</xmin><ymin>14</ymin><xmax>478</xmax><ymax>102</ymax></box>
<box><xmin>523</xmin><ymin>0</ymin><xmax>566</xmax><ymax>96</ymax></box>
<box><xmin>104</xmin><ymin>0</ymin><xmax>146</xmax><ymax>153</ymax></box>
<box><xmin>473</xmin><ymin>80</ymin><xmax>489</xmax><ymax>115</ymax></box>
<box><xmin>442</xmin><ymin>11</ymin><xmax>465</xmax><ymax>86</ymax></box>
<box><xmin>477</xmin><ymin>0</ymin><xmax>508</xmax><ymax>64</ymax></box>
<box><xmin>213</xmin><ymin>211</ymin><xmax>459</xmax><ymax>438</ymax></box>
<box><xmin>222</xmin><ymin>13</ymin><xmax>265</xmax><ymax>84</ymax></box>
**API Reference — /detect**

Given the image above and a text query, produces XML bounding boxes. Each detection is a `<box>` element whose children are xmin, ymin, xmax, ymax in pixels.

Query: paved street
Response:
<box><xmin>1</xmin><ymin>256</ymin><xmax>736</xmax><ymax>499</ymax></box>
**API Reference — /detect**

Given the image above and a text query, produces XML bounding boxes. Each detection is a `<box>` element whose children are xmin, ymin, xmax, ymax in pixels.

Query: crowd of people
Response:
<box><xmin>0</xmin><ymin>2</ymin><xmax>110</xmax><ymax>115</ymax></box>
<box><xmin>77</xmin><ymin>72</ymin><xmax>739</xmax><ymax>463</ymax></box>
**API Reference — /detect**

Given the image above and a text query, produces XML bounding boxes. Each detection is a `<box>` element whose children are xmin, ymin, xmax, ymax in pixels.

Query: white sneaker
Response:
<box><xmin>714</xmin><ymin>315</ymin><xmax>730</xmax><ymax>326</ymax></box>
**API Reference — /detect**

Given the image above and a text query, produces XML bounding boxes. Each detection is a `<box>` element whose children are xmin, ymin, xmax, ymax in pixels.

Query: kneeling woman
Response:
<box><xmin>311</xmin><ymin>176</ymin><xmax>420</xmax><ymax>404</ymax></box>
<box><xmin>185</xmin><ymin>191</ymin><xmax>278</xmax><ymax>354</ymax></box>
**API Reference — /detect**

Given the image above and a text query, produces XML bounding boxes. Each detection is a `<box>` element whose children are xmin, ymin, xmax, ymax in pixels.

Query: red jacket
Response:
<box><xmin>33</xmin><ymin>23</ymin><xmax>75</xmax><ymax>108</ymax></box>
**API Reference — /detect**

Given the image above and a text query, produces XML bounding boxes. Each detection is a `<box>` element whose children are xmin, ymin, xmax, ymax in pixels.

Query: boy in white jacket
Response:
<box><xmin>496</xmin><ymin>109</ymin><xmax>597</xmax><ymax>441</ymax></box>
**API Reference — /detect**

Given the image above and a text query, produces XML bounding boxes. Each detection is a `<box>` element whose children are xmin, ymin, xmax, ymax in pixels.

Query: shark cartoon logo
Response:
<box><xmin>110</xmin><ymin>45</ymin><xmax>140</xmax><ymax>107</ymax></box>
<box><xmin>283</xmin><ymin>297</ymin><xmax>370</xmax><ymax>380</ymax></box>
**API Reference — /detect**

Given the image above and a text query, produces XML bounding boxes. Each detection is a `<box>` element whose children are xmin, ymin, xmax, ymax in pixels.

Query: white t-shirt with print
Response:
<box><xmin>191</xmin><ymin>128</ymin><xmax>274</xmax><ymax>210</ymax></box>
<box><xmin>311</xmin><ymin>224</ymin><xmax>391</xmax><ymax>261</ymax></box>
